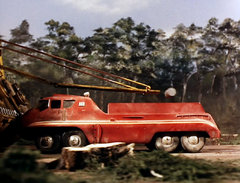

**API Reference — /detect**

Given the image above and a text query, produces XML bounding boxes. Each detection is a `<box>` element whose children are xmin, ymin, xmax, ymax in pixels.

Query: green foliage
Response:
<box><xmin>0</xmin><ymin>146</ymin><xmax>83</xmax><ymax>183</ymax></box>
<box><xmin>103</xmin><ymin>150</ymin><xmax>240</xmax><ymax>182</ymax></box>
<box><xmin>0</xmin><ymin>146</ymin><xmax>51</xmax><ymax>183</ymax></box>
<box><xmin>0</xmin><ymin>146</ymin><xmax>40</xmax><ymax>172</ymax></box>
<box><xmin>67</xmin><ymin>150</ymin><xmax>240</xmax><ymax>183</ymax></box>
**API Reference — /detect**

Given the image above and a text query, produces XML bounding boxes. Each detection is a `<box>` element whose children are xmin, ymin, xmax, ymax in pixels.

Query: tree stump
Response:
<box><xmin>58</xmin><ymin>142</ymin><xmax>134</xmax><ymax>171</ymax></box>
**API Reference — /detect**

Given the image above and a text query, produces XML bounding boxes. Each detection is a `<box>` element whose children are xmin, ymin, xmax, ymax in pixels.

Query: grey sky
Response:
<box><xmin>1</xmin><ymin>0</ymin><xmax>240</xmax><ymax>39</ymax></box>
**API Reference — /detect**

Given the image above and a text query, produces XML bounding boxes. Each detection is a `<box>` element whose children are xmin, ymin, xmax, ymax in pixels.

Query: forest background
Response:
<box><xmin>1</xmin><ymin>17</ymin><xmax>240</xmax><ymax>134</ymax></box>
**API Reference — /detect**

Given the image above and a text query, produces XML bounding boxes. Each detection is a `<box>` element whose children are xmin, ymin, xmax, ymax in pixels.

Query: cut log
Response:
<box><xmin>58</xmin><ymin>142</ymin><xmax>134</xmax><ymax>171</ymax></box>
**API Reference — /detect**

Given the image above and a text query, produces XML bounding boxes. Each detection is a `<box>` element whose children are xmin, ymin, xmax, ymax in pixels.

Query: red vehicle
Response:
<box><xmin>19</xmin><ymin>93</ymin><xmax>221</xmax><ymax>154</ymax></box>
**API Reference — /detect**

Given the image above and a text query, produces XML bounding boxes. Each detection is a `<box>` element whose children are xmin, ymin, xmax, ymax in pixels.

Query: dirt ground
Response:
<box><xmin>173</xmin><ymin>145</ymin><xmax>240</xmax><ymax>161</ymax></box>
<box><xmin>36</xmin><ymin>144</ymin><xmax>240</xmax><ymax>164</ymax></box>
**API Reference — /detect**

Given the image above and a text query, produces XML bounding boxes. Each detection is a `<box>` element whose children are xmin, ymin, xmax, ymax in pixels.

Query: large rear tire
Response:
<box><xmin>62</xmin><ymin>130</ymin><xmax>87</xmax><ymax>147</ymax></box>
<box><xmin>35</xmin><ymin>134</ymin><xmax>61</xmax><ymax>154</ymax></box>
<box><xmin>181</xmin><ymin>135</ymin><xmax>205</xmax><ymax>153</ymax></box>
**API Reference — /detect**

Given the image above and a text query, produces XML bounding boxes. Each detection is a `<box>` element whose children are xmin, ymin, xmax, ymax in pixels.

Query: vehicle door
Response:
<box><xmin>63</xmin><ymin>100</ymin><xmax>77</xmax><ymax>120</ymax></box>
<box><xmin>38</xmin><ymin>99</ymin><xmax>63</xmax><ymax>121</ymax></box>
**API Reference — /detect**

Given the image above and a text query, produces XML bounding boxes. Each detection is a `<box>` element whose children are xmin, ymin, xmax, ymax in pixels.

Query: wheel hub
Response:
<box><xmin>40</xmin><ymin>136</ymin><xmax>53</xmax><ymax>148</ymax></box>
<box><xmin>156</xmin><ymin>136</ymin><xmax>173</xmax><ymax>148</ymax></box>
<box><xmin>69</xmin><ymin>135</ymin><xmax>81</xmax><ymax>146</ymax></box>
<box><xmin>162</xmin><ymin>136</ymin><xmax>172</xmax><ymax>146</ymax></box>
<box><xmin>188</xmin><ymin>136</ymin><xmax>199</xmax><ymax>145</ymax></box>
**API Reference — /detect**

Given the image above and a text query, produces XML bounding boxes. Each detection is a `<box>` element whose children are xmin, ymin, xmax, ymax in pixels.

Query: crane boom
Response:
<box><xmin>0</xmin><ymin>39</ymin><xmax>160</xmax><ymax>94</ymax></box>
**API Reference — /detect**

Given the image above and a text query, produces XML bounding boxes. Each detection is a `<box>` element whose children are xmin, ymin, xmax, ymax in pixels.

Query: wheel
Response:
<box><xmin>62</xmin><ymin>130</ymin><xmax>87</xmax><ymax>147</ymax></box>
<box><xmin>181</xmin><ymin>135</ymin><xmax>205</xmax><ymax>153</ymax></box>
<box><xmin>154</xmin><ymin>134</ymin><xmax>180</xmax><ymax>152</ymax></box>
<box><xmin>35</xmin><ymin>134</ymin><xmax>61</xmax><ymax>154</ymax></box>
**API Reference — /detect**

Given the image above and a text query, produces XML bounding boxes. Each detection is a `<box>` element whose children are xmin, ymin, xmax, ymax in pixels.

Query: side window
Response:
<box><xmin>63</xmin><ymin>100</ymin><xmax>75</xmax><ymax>108</ymax></box>
<box><xmin>35</xmin><ymin>100</ymin><xmax>49</xmax><ymax>111</ymax></box>
<box><xmin>51</xmin><ymin>100</ymin><xmax>61</xmax><ymax>109</ymax></box>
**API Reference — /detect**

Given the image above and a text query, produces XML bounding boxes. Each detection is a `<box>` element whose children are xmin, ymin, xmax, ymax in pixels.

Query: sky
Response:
<box><xmin>1</xmin><ymin>0</ymin><xmax>240</xmax><ymax>40</ymax></box>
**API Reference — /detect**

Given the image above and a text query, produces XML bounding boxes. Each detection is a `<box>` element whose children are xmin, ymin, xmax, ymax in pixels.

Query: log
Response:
<box><xmin>58</xmin><ymin>142</ymin><xmax>134</xmax><ymax>171</ymax></box>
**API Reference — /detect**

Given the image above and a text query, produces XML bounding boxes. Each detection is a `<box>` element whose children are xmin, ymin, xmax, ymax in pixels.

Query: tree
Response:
<box><xmin>80</xmin><ymin>18</ymin><xmax>163</xmax><ymax>104</ymax></box>
<box><xmin>218</xmin><ymin>18</ymin><xmax>240</xmax><ymax>91</ymax></box>
<box><xmin>110</xmin><ymin>18</ymin><xmax>162</xmax><ymax>102</ymax></box>
<box><xmin>9</xmin><ymin>20</ymin><xmax>33</xmax><ymax>44</ymax></box>
<box><xmin>30</xmin><ymin>20</ymin><xmax>85</xmax><ymax>90</ymax></box>
<box><xmin>167</xmin><ymin>24</ymin><xmax>200</xmax><ymax>102</ymax></box>
<box><xmin>80</xmin><ymin>27</ymin><xmax>119</xmax><ymax>109</ymax></box>
<box><xmin>200</xmin><ymin>18</ymin><xmax>240</xmax><ymax>98</ymax></box>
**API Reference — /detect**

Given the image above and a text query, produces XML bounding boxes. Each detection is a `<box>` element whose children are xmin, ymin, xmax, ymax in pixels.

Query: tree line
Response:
<box><xmin>1</xmin><ymin>17</ymin><xmax>240</xmax><ymax>133</ymax></box>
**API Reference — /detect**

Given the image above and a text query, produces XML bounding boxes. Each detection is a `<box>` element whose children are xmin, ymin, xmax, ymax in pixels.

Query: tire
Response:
<box><xmin>62</xmin><ymin>130</ymin><xmax>87</xmax><ymax>147</ymax></box>
<box><xmin>181</xmin><ymin>135</ymin><xmax>205</xmax><ymax>153</ymax></box>
<box><xmin>154</xmin><ymin>134</ymin><xmax>180</xmax><ymax>152</ymax></box>
<box><xmin>35</xmin><ymin>134</ymin><xmax>61</xmax><ymax>154</ymax></box>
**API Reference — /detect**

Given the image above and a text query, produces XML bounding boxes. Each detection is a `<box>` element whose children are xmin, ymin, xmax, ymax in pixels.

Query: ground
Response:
<box><xmin>2</xmin><ymin>144</ymin><xmax>240</xmax><ymax>183</ymax></box>
<box><xmin>174</xmin><ymin>145</ymin><xmax>240</xmax><ymax>161</ymax></box>
<box><xmin>37</xmin><ymin>145</ymin><xmax>240</xmax><ymax>163</ymax></box>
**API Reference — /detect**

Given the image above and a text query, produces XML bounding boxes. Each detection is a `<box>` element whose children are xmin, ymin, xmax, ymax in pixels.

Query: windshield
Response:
<box><xmin>35</xmin><ymin>100</ymin><xmax>49</xmax><ymax>111</ymax></box>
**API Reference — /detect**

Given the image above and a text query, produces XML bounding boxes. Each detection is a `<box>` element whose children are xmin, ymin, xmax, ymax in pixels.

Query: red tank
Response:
<box><xmin>19</xmin><ymin>93</ymin><xmax>220</xmax><ymax>154</ymax></box>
